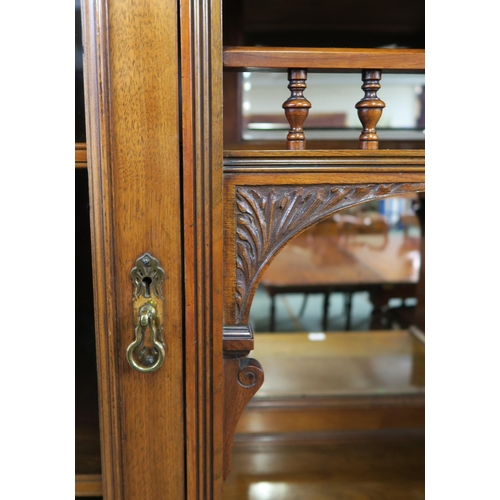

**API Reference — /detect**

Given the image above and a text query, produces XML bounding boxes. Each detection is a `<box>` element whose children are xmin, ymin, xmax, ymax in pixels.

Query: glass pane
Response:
<box><xmin>75</xmin><ymin>0</ymin><xmax>86</xmax><ymax>142</ymax></box>
<box><xmin>241</xmin><ymin>72</ymin><xmax>425</xmax><ymax>142</ymax></box>
<box><xmin>249</xmin><ymin>194</ymin><xmax>425</xmax><ymax>398</ymax></box>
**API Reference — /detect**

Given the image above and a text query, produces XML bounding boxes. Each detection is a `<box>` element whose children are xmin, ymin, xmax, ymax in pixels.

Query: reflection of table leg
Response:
<box><xmin>345</xmin><ymin>292</ymin><xmax>352</xmax><ymax>331</ymax></box>
<box><xmin>322</xmin><ymin>292</ymin><xmax>330</xmax><ymax>331</ymax></box>
<box><xmin>369</xmin><ymin>290</ymin><xmax>387</xmax><ymax>330</ymax></box>
<box><xmin>299</xmin><ymin>293</ymin><xmax>309</xmax><ymax>317</ymax></box>
<box><xmin>270</xmin><ymin>294</ymin><xmax>276</xmax><ymax>332</ymax></box>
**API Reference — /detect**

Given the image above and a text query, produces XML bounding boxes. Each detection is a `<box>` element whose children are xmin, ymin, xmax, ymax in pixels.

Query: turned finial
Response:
<box><xmin>355</xmin><ymin>69</ymin><xmax>386</xmax><ymax>150</ymax></box>
<box><xmin>282</xmin><ymin>69</ymin><xmax>311</xmax><ymax>150</ymax></box>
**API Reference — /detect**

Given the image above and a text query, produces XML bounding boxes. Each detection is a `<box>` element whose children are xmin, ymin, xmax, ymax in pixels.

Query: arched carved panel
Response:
<box><xmin>234</xmin><ymin>182</ymin><xmax>424</xmax><ymax>325</ymax></box>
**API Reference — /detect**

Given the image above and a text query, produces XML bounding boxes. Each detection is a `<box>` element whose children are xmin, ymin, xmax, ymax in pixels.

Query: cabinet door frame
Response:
<box><xmin>82</xmin><ymin>0</ymin><xmax>224</xmax><ymax>498</ymax></box>
<box><xmin>179</xmin><ymin>0</ymin><xmax>224</xmax><ymax>499</ymax></box>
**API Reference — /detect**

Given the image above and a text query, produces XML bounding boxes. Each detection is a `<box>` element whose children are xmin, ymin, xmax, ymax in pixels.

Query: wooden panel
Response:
<box><xmin>236</xmin><ymin>402</ymin><xmax>424</xmax><ymax>434</ymax></box>
<box><xmin>108</xmin><ymin>0</ymin><xmax>184</xmax><ymax>496</ymax></box>
<box><xmin>82</xmin><ymin>0</ymin><xmax>185</xmax><ymax>497</ymax></box>
<box><xmin>224</xmin><ymin>47</ymin><xmax>424</xmax><ymax>71</ymax></box>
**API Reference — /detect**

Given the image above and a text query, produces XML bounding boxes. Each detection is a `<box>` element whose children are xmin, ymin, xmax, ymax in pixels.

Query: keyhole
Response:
<box><xmin>142</xmin><ymin>277</ymin><xmax>152</xmax><ymax>298</ymax></box>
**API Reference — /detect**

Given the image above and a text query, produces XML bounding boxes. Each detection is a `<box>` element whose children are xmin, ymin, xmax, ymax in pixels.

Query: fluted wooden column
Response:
<box><xmin>282</xmin><ymin>69</ymin><xmax>311</xmax><ymax>150</ymax></box>
<box><xmin>355</xmin><ymin>69</ymin><xmax>385</xmax><ymax>149</ymax></box>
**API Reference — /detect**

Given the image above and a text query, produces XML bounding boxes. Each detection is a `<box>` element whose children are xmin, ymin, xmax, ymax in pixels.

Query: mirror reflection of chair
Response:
<box><xmin>337</xmin><ymin>212</ymin><xmax>389</xmax><ymax>249</ymax></box>
<box><xmin>387</xmin><ymin>193</ymin><xmax>425</xmax><ymax>334</ymax></box>
<box><xmin>260</xmin><ymin>206</ymin><xmax>411</xmax><ymax>333</ymax></box>
<box><xmin>335</xmin><ymin>212</ymin><xmax>390</xmax><ymax>329</ymax></box>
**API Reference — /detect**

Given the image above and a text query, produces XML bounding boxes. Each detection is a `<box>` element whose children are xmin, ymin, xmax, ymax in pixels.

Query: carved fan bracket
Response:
<box><xmin>234</xmin><ymin>182</ymin><xmax>424</xmax><ymax>324</ymax></box>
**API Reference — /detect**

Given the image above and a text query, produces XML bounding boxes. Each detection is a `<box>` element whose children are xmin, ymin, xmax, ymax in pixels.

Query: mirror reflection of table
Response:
<box><xmin>260</xmin><ymin>229</ymin><xmax>421</xmax><ymax>331</ymax></box>
<box><xmin>236</xmin><ymin>329</ymin><xmax>424</xmax><ymax>435</ymax></box>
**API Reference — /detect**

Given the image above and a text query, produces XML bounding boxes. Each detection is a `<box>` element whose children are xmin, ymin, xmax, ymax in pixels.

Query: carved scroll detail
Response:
<box><xmin>223</xmin><ymin>356</ymin><xmax>264</xmax><ymax>479</ymax></box>
<box><xmin>234</xmin><ymin>183</ymin><xmax>424</xmax><ymax>323</ymax></box>
<box><xmin>237</xmin><ymin>358</ymin><xmax>261</xmax><ymax>387</ymax></box>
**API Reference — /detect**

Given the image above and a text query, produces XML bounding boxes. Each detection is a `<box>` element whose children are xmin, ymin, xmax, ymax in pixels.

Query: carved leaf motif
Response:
<box><xmin>234</xmin><ymin>183</ymin><xmax>424</xmax><ymax>323</ymax></box>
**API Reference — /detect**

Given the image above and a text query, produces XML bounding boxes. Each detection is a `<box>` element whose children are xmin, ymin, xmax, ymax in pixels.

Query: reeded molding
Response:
<box><xmin>234</xmin><ymin>183</ymin><xmax>424</xmax><ymax>324</ymax></box>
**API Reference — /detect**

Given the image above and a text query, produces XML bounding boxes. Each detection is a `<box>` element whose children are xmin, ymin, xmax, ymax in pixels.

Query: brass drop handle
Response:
<box><xmin>126</xmin><ymin>253</ymin><xmax>166</xmax><ymax>373</ymax></box>
<box><xmin>126</xmin><ymin>302</ymin><xmax>165</xmax><ymax>372</ymax></box>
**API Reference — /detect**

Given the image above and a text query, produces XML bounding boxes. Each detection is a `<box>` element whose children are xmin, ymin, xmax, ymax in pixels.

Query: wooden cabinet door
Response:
<box><xmin>83</xmin><ymin>0</ymin><xmax>186</xmax><ymax>494</ymax></box>
<box><xmin>82</xmin><ymin>0</ymin><xmax>224</xmax><ymax>498</ymax></box>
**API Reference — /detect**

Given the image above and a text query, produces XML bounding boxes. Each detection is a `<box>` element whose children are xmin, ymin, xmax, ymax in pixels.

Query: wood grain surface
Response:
<box><xmin>223</xmin><ymin>432</ymin><xmax>425</xmax><ymax>499</ymax></box>
<box><xmin>82</xmin><ymin>0</ymin><xmax>185</xmax><ymax>498</ymax></box>
<box><xmin>179</xmin><ymin>0</ymin><xmax>225</xmax><ymax>498</ymax></box>
<box><xmin>223</xmin><ymin>47</ymin><xmax>425</xmax><ymax>71</ymax></box>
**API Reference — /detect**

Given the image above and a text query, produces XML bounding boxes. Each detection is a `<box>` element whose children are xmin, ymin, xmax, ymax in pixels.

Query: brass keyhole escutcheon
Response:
<box><xmin>126</xmin><ymin>253</ymin><xmax>166</xmax><ymax>373</ymax></box>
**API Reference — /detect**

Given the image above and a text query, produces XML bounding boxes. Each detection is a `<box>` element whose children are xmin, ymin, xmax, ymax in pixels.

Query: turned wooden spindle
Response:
<box><xmin>355</xmin><ymin>69</ymin><xmax>386</xmax><ymax>150</ymax></box>
<box><xmin>282</xmin><ymin>69</ymin><xmax>311</xmax><ymax>150</ymax></box>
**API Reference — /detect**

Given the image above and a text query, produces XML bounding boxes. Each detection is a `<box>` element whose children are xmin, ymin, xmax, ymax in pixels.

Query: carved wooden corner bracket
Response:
<box><xmin>223</xmin><ymin>356</ymin><xmax>264</xmax><ymax>480</ymax></box>
<box><xmin>234</xmin><ymin>182</ymin><xmax>425</xmax><ymax>325</ymax></box>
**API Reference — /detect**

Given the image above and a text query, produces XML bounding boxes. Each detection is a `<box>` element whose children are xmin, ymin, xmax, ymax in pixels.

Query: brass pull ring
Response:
<box><xmin>126</xmin><ymin>302</ymin><xmax>165</xmax><ymax>373</ymax></box>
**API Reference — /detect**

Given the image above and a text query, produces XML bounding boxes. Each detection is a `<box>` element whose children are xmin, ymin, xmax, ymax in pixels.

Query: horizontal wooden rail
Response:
<box><xmin>223</xmin><ymin>47</ymin><xmax>424</xmax><ymax>72</ymax></box>
<box><xmin>75</xmin><ymin>474</ymin><xmax>102</xmax><ymax>496</ymax></box>
<box><xmin>223</xmin><ymin>149</ymin><xmax>425</xmax><ymax>174</ymax></box>
<box><xmin>75</xmin><ymin>142</ymin><xmax>87</xmax><ymax>168</ymax></box>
